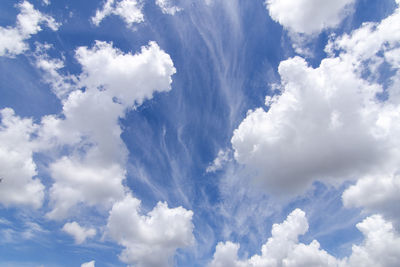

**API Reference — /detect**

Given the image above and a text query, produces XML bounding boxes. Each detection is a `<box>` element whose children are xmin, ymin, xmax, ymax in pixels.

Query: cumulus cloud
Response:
<box><xmin>62</xmin><ymin>222</ymin><xmax>96</xmax><ymax>244</ymax></box>
<box><xmin>343</xmin><ymin>173</ymin><xmax>400</xmax><ymax>226</ymax></box>
<box><xmin>210</xmin><ymin>209</ymin><xmax>400</xmax><ymax>267</ymax></box>
<box><xmin>38</xmin><ymin>41</ymin><xmax>176</xmax><ymax>220</ymax></box>
<box><xmin>0</xmin><ymin>108</ymin><xmax>44</xmax><ymax>209</ymax></box>
<box><xmin>0</xmin><ymin>1</ymin><xmax>59</xmax><ymax>57</ymax></box>
<box><xmin>92</xmin><ymin>0</ymin><xmax>144</xmax><ymax>28</ymax></box>
<box><xmin>210</xmin><ymin>209</ymin><xmax>340</xmax><ymax>267</ymax></box>
<box><xmin>81</xmin><ymin>261</ymin><xmax>95</xmax><ymax>267</ymax></box>
<box><xmin>76</xmin><ymin>41</ymin><xmax>176</xmax><ymax>107</ymax></box>
<box><xmin>107</xmin><ymin>195</ymin><xmax>194</xmax><ymax>267</ymax></box>
<box><xmin>232</xmin><ymin>1</ymin><xmax>400</xmax><ymax>197</ymax></box>
<box><xmin>265</xmin><ymin>0</ymin><xmax>354</xmax><ymax>35</ymax></box>
<box><xmin>346</xmin><ymin>214</ymin><xmax>400</xmax><ymax>267</ymax></box>
<box><xmin>232</xmin><ymin>56</ymin><xmax>387</xmax><ymax>196</ymax></box>
<box><xmin>156</xmin><ymin>0</ymin><xmax>182</xmax><ymax>15</ymax></box>
<box><xmin>329</xmin><ymin>2</ymin><xmax>400</xmax><ymax>225</ymax></box>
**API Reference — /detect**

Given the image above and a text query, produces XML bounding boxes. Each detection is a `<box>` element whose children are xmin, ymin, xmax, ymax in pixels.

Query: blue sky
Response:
<box><xmin>1</xmin><ymin>0</ymin><xmax>400</xmax><ymax>266</ymax></box>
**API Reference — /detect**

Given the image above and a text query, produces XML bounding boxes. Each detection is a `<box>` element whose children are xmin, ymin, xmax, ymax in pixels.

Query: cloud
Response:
<box><xmin>107</xmin><ymin>195</ymin><xmax>194</xmax><ymax>267</ymax></box>
<box><xmin>231</xmin><ymin>56</ymin><xmax>387</xmax><ymax>196</ymax></box>
<box><xmin>33</xmin><ymin>43</ymin><xmax>78</xmax><ymax>99</ymax></box>
<box><xmin>36</xmin><ymin>41</ymin><xmax>176</xmax><ymax>220</ymax></box>
<box><xmin>330</xmin><ymin>2</ymin><xmax>400</xmax><ymax>226</ymax></box>
<box><xmin>231</xmin><ymin>1</ymin><xmax>400</xmax><ymax>197</ymax></box>
<box><xmin>346</xmin><ymin>214</ymin><xmax>400</xmax><ymax>267</ymax></box>
<box><xmin>210</xmin><ymin>209</ymin><xmax>340</xmax><ymax>267</ymax></box>
<box><xmin>75</xmin><ymin>41</ymin><xmax>176</xmax><ymax>107</ymax></box>
<box><xmin>265</xmin><ymin>0</ymin><xmax>354</xmax><ymax>35</ymax></box>
<box><xmin>155</xmin><ymin>0</ymin><xmax>182</xmax><ymax>15</ymax></box>
<box><xmin>47</xmin><ymin>157</ymin><xmax>126</xmax><ymax>220</ymax></box>
<box><xmin>0</xmin><ymin>108</ymin><xmax>44</xmax><ymax>209</ymax></box>
<box><xmin>210</xmin><ymin>209</ymin><xmax>400</xmax><ymax>267</ymax></box>
<box><xmin>0</xmin><ymin>1</ymin><xmax>59</xmax><ymax>57</ymax></box>
<box><xmin>81</xmin><ymin>261</ymin><xmax>95</xmax><ymax>267</ymax></box>
<box><xmin>62</xmin><ymin>222</ymin><xmax>96</xmax><ymax>244</ymax></box>
<box><xmin>206</xmin><ymin>149</ymin><xmax>231</xmax><ymax>173</ymax></box>
<box><xmin>342</xmin><ymin>173</ymin><xmax>400</xmax><ymax>226</ymax></box>
<box><xmin>92</xmin><ymin>0</ymin><xmax>144</xmax><ymax>28</ymax></box>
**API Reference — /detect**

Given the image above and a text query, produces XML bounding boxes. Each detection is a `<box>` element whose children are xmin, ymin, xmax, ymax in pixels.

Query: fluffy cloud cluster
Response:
<box><xmin>107</xmin><ymin>195</ymin><xmax>194</xmax><ymax>267</ymax></box>
<box><xmin>265</xmin><ymin>0</ymin><xmax>355</xmax><ymax>34</ymax></box>
<box><xmin>1</xmin><ymin>1</ymin><xmax>192</xmax><ymax>265</ymax></box>
<box><xmin>31</xmin><ymin>40</ymin><xmax>192</xmax><ymax>264</ymax></box>
<box><xmin>62</xmin><ymin>221</ymin><xmax>96</xmax><ymax>244</ymax></box>
<box><xmin>210</xmin><ymin>209</ymin><xmax>400</xmax><ymax>267</ymax></box>
<box><xmin>92</xmin><ymin>0</ymin><xmax>144</xmax><ymax>27</ymax></box>
<box><xmin>34</xmin><ymin>41</ymin><xmax>176</xmax><ymax>220</ymax></box>
<box><xmin>0</xmin><ymin>108</ymin><xmax>44</xmax><ymax>208</ymax></box>
<box><xmin>0</xmin><ymin>1</ymin><xmax>59</xmax><ymax>57</ymax></box>
<box><xmin>156</xmin><ymin>0</ymin><xmax>182</xmax><ymax>15</ymax></box>
<box><xmin>232</xmin><ymin>1</ymin><xmax>400</xmax><ymax>197</ymax></box>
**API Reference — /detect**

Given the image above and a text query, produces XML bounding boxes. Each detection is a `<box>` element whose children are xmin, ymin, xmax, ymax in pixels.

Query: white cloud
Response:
<box><xmin>346</xmin><ymin>214</ymin><xmax>400</xmax><ymax>267</ymax></box>
<box><xmin>343</xmin><ymin>173</ymin><xmax>400</xmax><ymax>226</ymax></box>
<box><xmin>81</xmin><ymin>261</ymin><xmax>95</xmax><ymax>267</ymax></box>
<box><xmin>328</xmin><ymin>2</ymin><xmax>400</xmax><ymax>226</ymax></box>
<box><xmin>232</xmin><ymin>1</ymin><xmax>400</xmax><ymax>197</ymax></box>
<box><xmin>156</xmin><ymin>0</ymin><xmax>182</xmax><ymax>15</ymax></box>
<box><xmin>210</xmin><ymin>209</ymin><xmax>400</xmax><ymax>267</ymax></box>
<box><xmin>210</xmin><ymin>209</ymin><xmax>340</xmax><ymax>267</ymax></box>
<box><xmin>0</xmin><ymin>1</ymin><xmax>59</xmax><ymax>57</ymax></box>
<box><xmin>0</xmin><ymin>108</ymin><xmax>44</xmax><ymax>209</ymax></box>
<box><xmin>231</xmin><ymin>56</ymin><xmax>387</xmax><ymax>196</ymax></box>
<box><xmin>34</xmin><ymin>43</ymin><xmax>78</xmax><ymax>99</ymax></box>
<box><xmin>62</xmin><ymin>221</ymin><xmax>96</xmax><ymax>244</ymax></box>
<box><xmin>265</xmin><ymin>0</ymin><xmax>355</xmax><ymax>34</ymax></box>
<box><xmin>206</xmin><ymin>149</ymin><xmax>231</xmax><ymax>173</ymax></box>
<box><xmin>107</xmin><ymin>195</ymin><xmax>194</xmax><ymax>267</ymax></box>
<box><xmin>92</xmin><ymin>0</ymin><xmax>144</xmax><ymax>28</ymax></box>
<box><xmin>75</xmin><ymin>41</ymin><xmax>176</xmax><ymax>107</ymax></box>
<box><xmin>36</xmin><ymin>41</ymin><xmax>176</xmax><ymax>220</ymax></box>
<box><xmin>42</xmin><ymin>0</ymin><xmax>50</xmax><ymax>6</ymax></box>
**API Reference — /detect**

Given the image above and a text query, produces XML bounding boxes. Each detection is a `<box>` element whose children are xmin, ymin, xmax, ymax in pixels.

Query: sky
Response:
<box><xmin>0</xmin><ymin>0</ymin><xmax>400</xmax><ymax>266</ymax></box>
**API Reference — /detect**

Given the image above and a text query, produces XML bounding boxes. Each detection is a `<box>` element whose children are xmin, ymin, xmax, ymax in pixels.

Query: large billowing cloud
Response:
<box><xmin>265</xmin><ymin>0</ymin><xmax>354</xmax><ymax>34</ymax></box>
<box><xmin>107</xmin><ymin>195</ymin><xmax>194</xmax><ymax>267</ymax></box>
<box><xmin>0</xmin><ymin>108</ymin><xmax>44</xmax><ymax>209</ymax></box>
<box><xmin>232</xmin><ymin>56</ymin><xmax>386</xmax><ymax>196</ymax></box>
<box><xmin>330</xmin><ymin>2</ymin><xmax>400</xmax><ymax>226</ymax></box>
<box><xmin>210</xmin><ymin>209</ymin><xmax>400</xmax><ymax>267</ymax></box>
<box><xmin>92</xmin><ymin>0</ymin><xmax>144</xmax><ymax>28</ymax></box>
<box><xmin>0</xmin><ymin>1</ymin><xmax>59</xmax><ymax>57</ymax></box>
<box><xmin>37</xmin><ymin>41</ymin><xmax>176</xmax><ymax>220</ymax></box>
<box><xmin>232</xmin><ymin>1</ymin><xmax>400</xmax><ymax>197</ymax></box>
